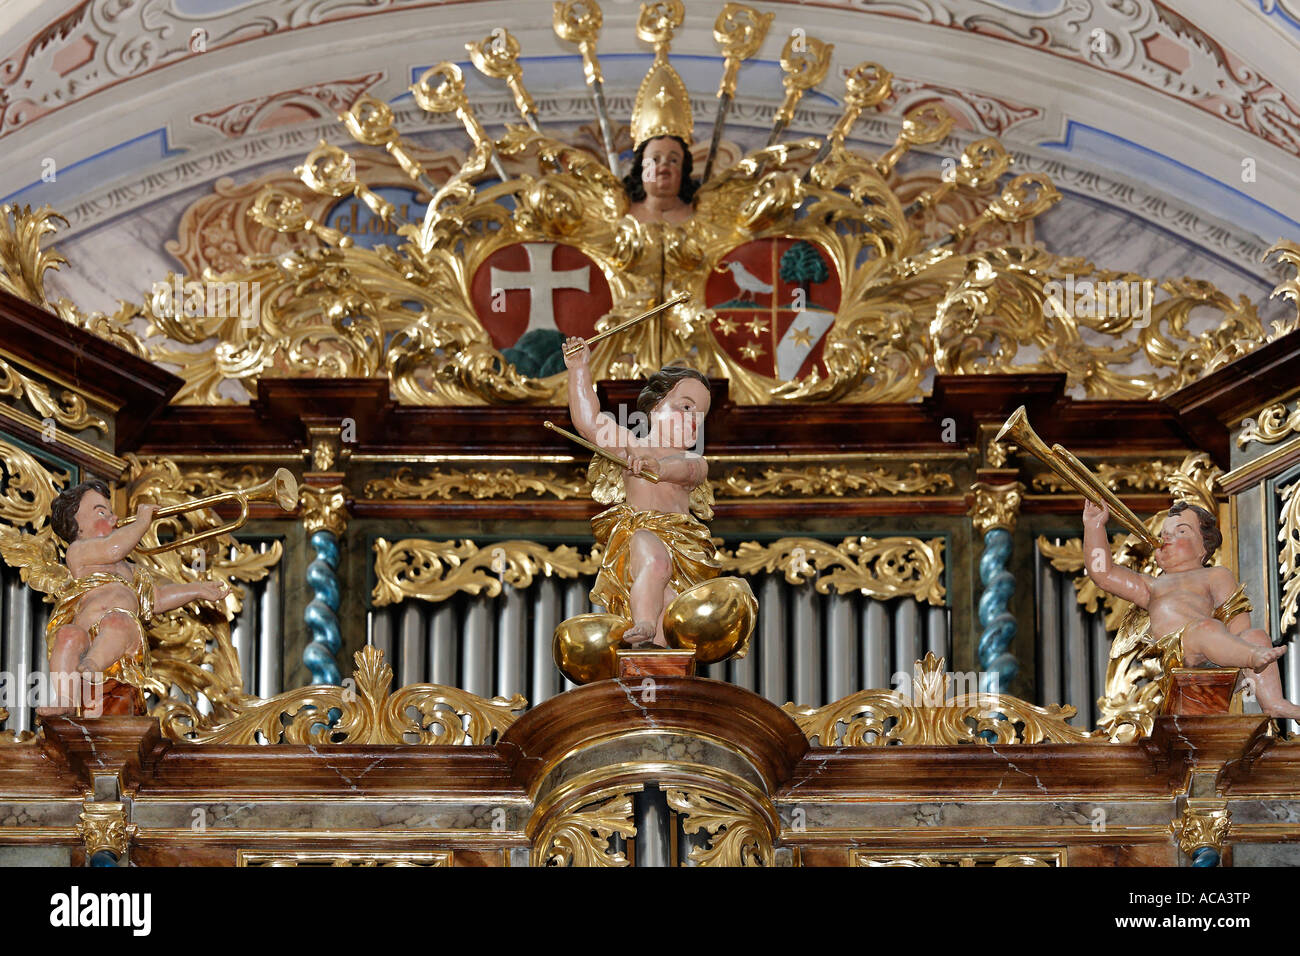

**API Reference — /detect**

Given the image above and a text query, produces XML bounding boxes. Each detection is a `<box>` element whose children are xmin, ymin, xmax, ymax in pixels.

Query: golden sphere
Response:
<box><xmin>662</xmin><ymin>576</ymin><xmax>758</xmax><ymax>665</ymax></box>
<box><xmin>552</xmin><ymin>614</ymin><xmax>630</xmax><ymax>685</ymax></box>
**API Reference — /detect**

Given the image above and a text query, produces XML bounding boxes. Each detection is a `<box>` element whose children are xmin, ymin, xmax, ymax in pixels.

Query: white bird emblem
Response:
<box><xmin>721</xmin><ymin>260</ymin><xmax>774</xmax><ymax>301</ymax></box>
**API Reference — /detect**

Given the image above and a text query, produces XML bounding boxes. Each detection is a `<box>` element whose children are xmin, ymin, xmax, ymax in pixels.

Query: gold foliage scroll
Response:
<box><xmin>371</xmin><ymin>538</ymin><xmax>602</xmax><ymax>607</ymax></box>
<box><xmin>363</xmin><ymin>461</ymin><xmax>957</xmax><ymax>502</ymax></box>
<box><xmin>182</xmin><ymin>646</ymin><xmax>525</xmax><ymax>746</ymax></box>
<box><xmin>532</xmin><ymin>784</ymin><xmax>639</xmax><ymax>867</ymax></box>
<box><xmin>372</xmin><ymin>535</ymin><xmax>946</xmax><ymax>608</ymax></box>
<box><xmin>713</xmin><ymin>462</ymin><xmax>954</xmax><ymax>498</ymax></box>
<box><xmin>931</xmin><ymin>247</ymin><xmax>1273</xmax><ymax>400</ymax></box>
<box><xmin>727</xmin><ymin>536</ymin><xmax>945</xmax><ymax>605</ymax></box>
<box><xmin>1031</xmin><ymin>460</ymin><xmax>1181</xmax><ymax>494</ymax></box>
<box><xmin>783</xmin><ymin>653</ymin><xmax>1094</xmax><ymax>746</ymax></box>
<box><xmin>665</xmin><ymin>787</ymin><xmax>774</xmax><ymax>866</ymax></box>
<box><xmin>364</xmin><ymin>466</ymin><xmax>590</xmax><ymax>501</ymax></box>
<box><xmin>1279</xmin><ymin>479</ymin><xmax>1300</xmax><ymax>633</ymax></box>
<box><xmin>1238</xmin><ymin>400</ymin><xmax>1300</xmax><ymax>448</ymax></box>
<box><xmin>0</xmin><ymin>358</ymin><xmax>108</xmax><ymax>436</ymax></box>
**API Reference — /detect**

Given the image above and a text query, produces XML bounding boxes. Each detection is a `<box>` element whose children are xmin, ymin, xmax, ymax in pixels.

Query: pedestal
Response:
<box><xmin>616</xmin><ymin>649</ymin><xmax>697</xmax><ymax>680</ymax></box>
<box><xmin>1165</xmin><ymin>668</ymin><xmax>1243</xmax><ymax>716</ymax></box>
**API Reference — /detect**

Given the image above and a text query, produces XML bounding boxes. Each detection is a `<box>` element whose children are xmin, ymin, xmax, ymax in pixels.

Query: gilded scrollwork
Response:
<box><xmin>364</xmin><ymin>466</ymin><xmax>589</xmax><ymax>501</ymax></box>
<box><xmin>371</xmin><ymin>538</ymin><xmax>602</xmax><ymax>607</ymax></box>
<box><xmin>713</xmin><ymin>462</ymin><xmax>955</xmax><ymax>498</ymax></box>
<box><xmin>373</xmin><ymin>534</ymin><xmax>945</xmax><ymax>607</ymax></box>
<box><xmin>853</xmin><ymin>850</ymin><xmax>1060</xmax><ymax>867</ymax></box>
<box><xmin>1278</xmin><ymin>479</ymin><xmax>1300</xmax><ymax>633</ymax></box>
<box><xmin>664</xmin><ymin>787</ymin><xmax>774</xmax><ymax>866</ymax></box>
<box><xmin>531</xmin><ymin>785</ymin><xmax>638</xmax><ymax>867</ymax></box>
<box><xmin>783</xmin><ymin>652</ymin><xmax>1093</xmax><ymax>746</ymax></box>
<box><xmin>726</xmin><ymin>536</ymin><xmax>945</xmax><ymax>605</ymax></box>
<box><xmin>1031</xmin><ymin>460</ymin><xmax>1180</xmax><ymax>493</ymax></box>
<box><xmin>1238</xmin><ymin>401</ymin><xmax>1300</xmax><ymax>448</ymax></box>
<box><xmin>182</xmin><ymin>645</ymin><xmax>525</xmax><ymax>746</ymax></box>
<box><xmin>0</xmin><ymin>358</ymin><xmax>108</xmax><ymax>436</ymax></box>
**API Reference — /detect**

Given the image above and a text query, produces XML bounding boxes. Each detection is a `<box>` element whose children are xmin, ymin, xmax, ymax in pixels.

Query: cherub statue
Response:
<box><xmin>36</xmin><ymin>479</ymin><xmax>229</xmax><ymax>717</ymax></box>
<box><xmin>1085</xmin><ymin>498</ymin><xmax>1300</xmax><ymax>719</ymax></box>
<box><xmin>563</xmin><ymin>336</ymin><xmax>716</xmax><ymax>646</ymax></box>
<box><xmin>622</xmin><ymin>135</ymin><xmax>699</xmax><ymax>226</ymax></box>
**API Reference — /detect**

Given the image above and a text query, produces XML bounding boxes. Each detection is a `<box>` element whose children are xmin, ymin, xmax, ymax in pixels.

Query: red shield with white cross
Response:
<box><xmin>471</xmin><ymin>242</ymin><xmax>612</xmax><ymax>350</ymax></box>
<box><xmin>705</xmin><ymin>238</ymin><xmax>840</xmax><ymax>380</ymax></box>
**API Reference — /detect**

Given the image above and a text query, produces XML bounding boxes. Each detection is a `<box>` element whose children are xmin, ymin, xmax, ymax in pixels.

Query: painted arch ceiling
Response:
<box><xmin>0</xmin><ymin>0</ymin><xmax>1297</xmax><ymax>401</ymax></box>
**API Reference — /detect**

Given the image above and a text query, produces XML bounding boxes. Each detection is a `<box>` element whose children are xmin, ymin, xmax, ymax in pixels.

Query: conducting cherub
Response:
<box><xmin>563</xmin><ymin>335</ymin><xmax>718</xmax><ymax>647</ymax></box>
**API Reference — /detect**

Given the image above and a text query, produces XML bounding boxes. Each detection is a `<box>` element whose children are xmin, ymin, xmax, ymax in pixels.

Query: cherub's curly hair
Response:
<box><xmin>51</xmin><ymin>479</ymin><xmax>110</xmax><ymax>544</ymax></box>
<box><xmin>1168</xmin><ymin>501</ymin><xmax>1221</xmax><ymax>566</ymax></box>
<box><xmin>622</xmin><ymin>136</ymin><xmax>699</xmax><ymax>203</ymax></box>
<box><xmin>636</xmin><ymin>367</ymin><xmax>710</xmax><ymax>417</ymax></box>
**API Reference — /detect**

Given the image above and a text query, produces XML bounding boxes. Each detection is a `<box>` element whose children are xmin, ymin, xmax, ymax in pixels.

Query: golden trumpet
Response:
<box><xmin>995</xmin><ymin>406</ymin><xmax>1161</xmax><ymax>551</ymax></box>
<box><xmin>120</xmin><ymin>468</ymin><xmax>299</xmax><ymax>555</ymax></box>
<box><xmin>543</xmin><ymin>420</ymin><xmax>660</xmax><ymax>483</ymax></box>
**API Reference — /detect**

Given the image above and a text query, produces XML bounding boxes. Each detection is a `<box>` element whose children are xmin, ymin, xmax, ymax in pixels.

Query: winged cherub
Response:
<box><xmin>563</xmin><ymin>336</ymin><xmax>717</xmax><ymax>647</ymax></box>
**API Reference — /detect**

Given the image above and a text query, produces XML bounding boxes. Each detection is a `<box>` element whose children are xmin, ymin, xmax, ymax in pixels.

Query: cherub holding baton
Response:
<box><xmin>561</xmin><ymin>335</ymin><xmax>719</xmax><ymax>647</ymax></box>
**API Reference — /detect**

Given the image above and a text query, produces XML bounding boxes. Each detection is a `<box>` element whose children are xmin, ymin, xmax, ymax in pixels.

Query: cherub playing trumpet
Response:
<box><xmin>37</xmin><ymin>480</ymin><xmax>229</xmax><ymax>717</ymax></box>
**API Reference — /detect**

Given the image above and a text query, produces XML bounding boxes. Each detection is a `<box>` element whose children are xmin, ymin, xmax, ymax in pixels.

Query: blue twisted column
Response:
<box><xmin>969</xmin><ymin>481</ymin><xmax>1023</xmax><ymax>695</ymax></box>
<box><xmin>304</xmin><ymin>530</ymin><xmax>341</xmax><ymax>684</ymax></box>
<box><xmin>301</xmin><ymin>484</ymin><xmax>348</xmax><ymax>685</ymax></box>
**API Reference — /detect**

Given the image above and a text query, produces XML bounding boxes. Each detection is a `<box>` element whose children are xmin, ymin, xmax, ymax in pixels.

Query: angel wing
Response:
<box><xmin>586</xmin><ymin>454</ymin><xmax>713</xmax><ymax>520</ymax></box>
<box><xmin>0</xmin><ymin>524</ymin><xmax>70</xmax><ymax>601</ymax></box>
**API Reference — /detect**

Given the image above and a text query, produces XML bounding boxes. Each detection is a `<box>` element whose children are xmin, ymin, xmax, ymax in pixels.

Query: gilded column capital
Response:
<box><xmin>967</xmin><ymin>480</ymin><xmax>1024</xmax><ymax>535</ymax></box>
<box><xmin>76</xmin><ymin>801</ymin><xmax>134</xmax><ymax>859</ymax></box>
<box><xmin>300</xmin><ymin>483</ymin><xmax>349</xmax><ymax>537</ymax></box>
<box><xmin>1176</xmin><ymin>802</ymin><xmax>1230</xmax><ymax>859</ymax></box>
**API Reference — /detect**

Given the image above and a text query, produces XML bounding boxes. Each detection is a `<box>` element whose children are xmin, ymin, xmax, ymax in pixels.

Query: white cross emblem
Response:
<box><xmin>489</xmin><ymin>242</ymin><xmax>590</xmax><ymax>331</ymax></box>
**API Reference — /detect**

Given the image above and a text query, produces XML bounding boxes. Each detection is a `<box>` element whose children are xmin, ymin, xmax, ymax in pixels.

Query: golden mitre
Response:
<box><xmin>630</xmin><ymin>0</ymin><xmax>693</xmax><ymax>148</ymax></box>
<box><xmin>631</xmin><ymin>55</ymin><xmax>693</xmax><ymax>147</ymax></box>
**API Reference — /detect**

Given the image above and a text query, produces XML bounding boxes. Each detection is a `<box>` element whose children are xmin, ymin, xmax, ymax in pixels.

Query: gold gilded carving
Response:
<box><xmin>76</xmin><ymin>802</ymin><xmax>133</xmax><ymax>858</ymax></box>
<box><xmin>364</xmin><ymin>466</ymin><xmax>589</xmax><ymax>501</ymax></box>
<box><xmin>727</xmin><ymin>536</ymin><xmax>945</xmax><ymax>605</ymax></box>
<box><xmin>0</xmin><ymin>204</ymin><xmax>69</xmax><ymax>307</ymax></box>
<box><xmin>1176</xmin><ymin>803</ymin><xmax>1230</xmax><ymax>859</ymax></box>
<box><xmin>373</xmin><ymin>535</ymin><xmax>944</xmax><ymax>607</ymax></box>
<box><xmin>1031</xmin><ymin>460</ymin><xmax>1180</xmax><ymax>493</ymax></box>
<box><xmin>185</xmin><ymin>645</ymin><xmax>525</xmax><ymax>746</ymax></box>
<box><xmin>774</xmin><ymin>32</ymin><xmax>832</xmax><ymax>127</ymax></box>
<box><xmin>1239</xmin><ymin>401</ymin><xmax>1300</xmax><ymax>448</ymax></box>
<box><xmin>968</xmin><ymin>481</ymin><xmax>1023</xmax><ymax>535</ymax></box>
<box><xmin>665</xmin><ymin>787</ymin><xmax>774</xmax><ymax>866</ymax></box>
<box><xmin>300</xmin><ymin>483</ymin><xmax>347</xmax><ymax>537</ymax></box>
<box><xmin>714</xmin><ymin>462</ymin><xmax>954</xmax><ymax>498</ymax></box>
<box><xmin>1278</xmin><ymin>479</ymin><xmax>1300</xmax><ymax>632</ymax></box>
<box><xmin>372</xmin><ymin>538</ymin><xmax>601</xmax><ymax>607</ymax></box>
<box><xmin>0</xmin><ymin>358</ymin><xmax>108</xmax><ymax>436</ymax></box>
<box><xmin>853</xmin><ymin>850</ymin><xmax>1061</xmax><ymax>867</ymax></box>
<box><xmin>712</xmin><ymin>4</ymin><xmax>775</xmax><ymax>100</ymax></box>
<box><xmin>238</xmin><ymin>850</ymin><xmax>453</xmax><ymax>867</ymax></box>
<box><xmin>532</xmin><ymin>784</ymin><xmax>639</xmax><ymax>867</ymax></box>
<box><xmin>783</xmin><ymin>652</ymin><xmax>1093</xmax><ymax>746</ymax></box>
<box><xmin>1265</xmin><ymin>240</ymin><xmax>1300</xmax><ymax>339</ymax></box>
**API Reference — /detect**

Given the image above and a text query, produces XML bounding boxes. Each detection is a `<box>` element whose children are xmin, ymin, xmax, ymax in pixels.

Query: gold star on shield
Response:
<box><xmin>740</xmin><ymin>341</ymin><xmax>766</xmax><ymax>361</ymax></box>
<box><xmin>745</xmin><ymin>316</ymin><xmax>768</xmax><ymax>336</ymax></box>
<box><xmin>714</xmin><ymin>316</ymin><xmax>739</xmax><ymax>335</ymax></box>
<box><xmin>790</xmin><ymin>325</ymin><xmax>814</xmax><ymax>348</ymax></box>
